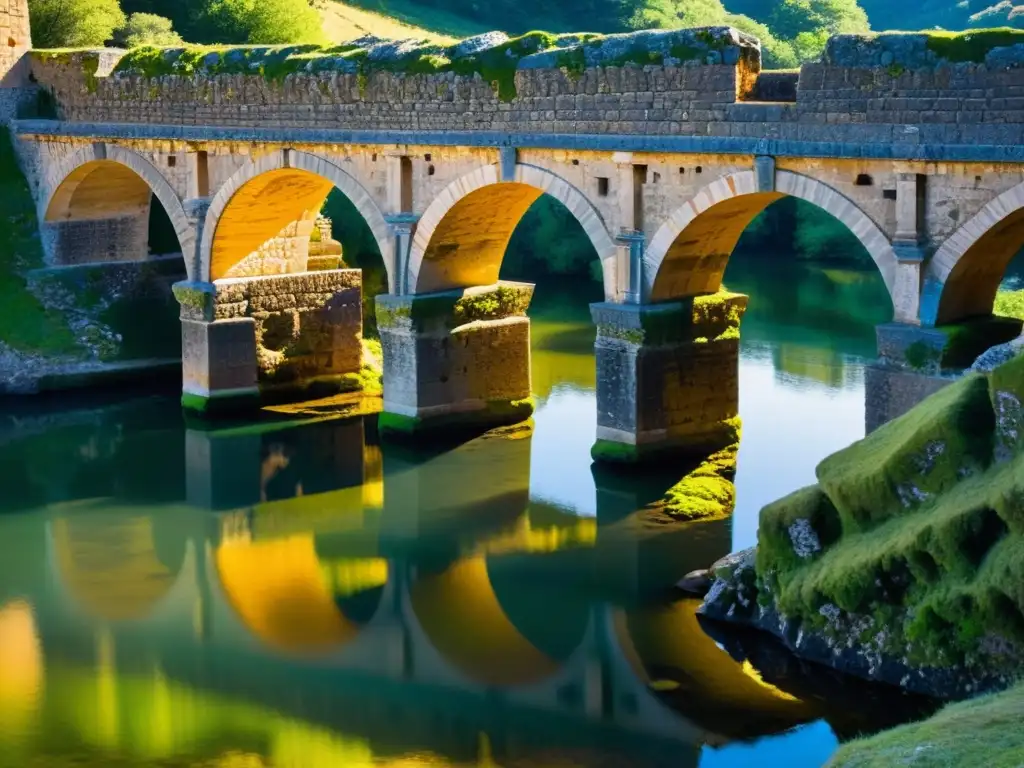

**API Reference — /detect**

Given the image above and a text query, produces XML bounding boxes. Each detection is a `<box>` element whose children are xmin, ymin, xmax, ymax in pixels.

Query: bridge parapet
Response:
<box><xmin>19</xmin><ymin>29</ymin><xmax>1024</xmax><ymax>148</ymax></box>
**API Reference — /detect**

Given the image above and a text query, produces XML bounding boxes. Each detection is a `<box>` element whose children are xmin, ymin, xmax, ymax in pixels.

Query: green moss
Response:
<box><xmin>452</xmin><ymin>284</ymin><xmax>532</xmax><ymax>323</ymax></box>
<box><xmin>375</xmin><ymin>303</ymin><xmax>411</xmax><ymax>330</ymax></box>
<box><xmin>172</xmin><ymin>282</ymin><xmax>214</xmax><ymax>313</ymax></box>
<box><xmin>661</xmin><ymin>444</ymin><xmax>738</xmax><ymax>522</ymax></box>
<box><xmin>905</xmin><ymin>340</ymin><xmax>940</xmax><ymax>371</ymax></box>
<box><xmin>886</xmin><ymin>62</ymin><xmax>905</xmax><ymax>77</ymax></box>
<box><xmin>0</xmin><ymin>128</ymin><xmax>80</xmax><ymax>356</ymax></box>
<box><xmin>817</xmin><ymin>374</ymin><xmax>996</xmax><ymax>532</ymax></box>
<box><xmin>757</xmin><ymin>485</ymin><xmax>843</xmax><ymax>574</ymax></box>
<box><xmin>104</xmin><ymin>30</ymin><xmax>654</xmax><ymax>103</ymax></box>
<box><xmin>923</xmin><ymin>28</ymin><xmax>1024</xmax><ymax>64</ymax></box>
<box><xmin>995</xmin><ymin>289</ymin><xmax>1024</xmax><ymax>322</ymax></box>
<box><xmin>596</xmin><ymin>325</ymin><xmax>646</xmax><ymax>344</ymax></box>
<box><xmin>830</xmin><ymin>684</ymin><xmax>1024</xmax><ymax>768</ymax></box>
<box><xmin>743</xmin><ymin>352</ymin><xmax>1024</xmax><ymax>675</ymax></box>
<box><xmin>82</xmin><ymin>56</ymin><xmax>100</xmax><ymax>93</ymax></box>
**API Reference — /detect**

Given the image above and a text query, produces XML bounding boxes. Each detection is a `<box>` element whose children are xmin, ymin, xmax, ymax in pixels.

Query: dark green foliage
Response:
<box><xmin>28</xmin><ymin>0</ymin><xmax>125</xmax><ymax>47</ymax></box>
<box><xmin>112</xmin><ymin>12</ymin><xmax>183</xmax><ymax>47</ymax></box>
<box><xmin>0</xmin><ymin>128</ymin><xmax>79</xmax><ymax>355</ymax></box>
<box><xmin>321</xmin><ymin>190</ymin><xmax>386</xmax><ymax>338</ymax></box>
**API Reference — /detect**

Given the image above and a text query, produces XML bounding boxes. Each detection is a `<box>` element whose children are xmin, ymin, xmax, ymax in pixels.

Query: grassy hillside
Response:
<box><xmin>322</xmin><ymin>0</ymin><xmax>486</xmax><ymax>40</ymax></box>
<box><xmin>318</xmin><ymin>0</ymin><xmax>465</xmax><ymax>43</ymax></box>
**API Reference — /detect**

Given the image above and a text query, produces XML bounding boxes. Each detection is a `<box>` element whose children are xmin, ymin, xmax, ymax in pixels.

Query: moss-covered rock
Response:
<box><xmin>701</xmin><ymin>349</ymin><xmax>1024</xmax><ymax>700</ymax></box>
<box><xmin>658</xmin><ymin>443</ymin><xmax>739</xmax><ymax>522</ymax></box>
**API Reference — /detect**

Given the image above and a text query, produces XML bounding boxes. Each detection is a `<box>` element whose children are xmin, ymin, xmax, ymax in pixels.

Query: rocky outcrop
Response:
<box><xmin>700</xmin><ymin>347</ymin><xmax>1024</xmax><ymax>700</ymax></box>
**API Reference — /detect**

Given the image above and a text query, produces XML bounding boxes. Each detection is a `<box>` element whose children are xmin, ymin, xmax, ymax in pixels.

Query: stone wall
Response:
<box><xmin>28</xmin><ymin>55</ymin><xmax>743</xmax><ymax>136</ymax></box>
<box><xmin>212</xmin><ymin>270</ymin><xmax>363</xmax><ymax>392</ymax></box>
<box><xmin>23</xmin><ymin>32</ymin><xmax>1024</xmax><ymax>143</ymax></box>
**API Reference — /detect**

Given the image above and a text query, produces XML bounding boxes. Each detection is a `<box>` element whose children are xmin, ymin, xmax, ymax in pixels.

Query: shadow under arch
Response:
<box><xmin>406</xmin><ymin>163</ymin><xmax>618</xmax><ymax>298</ymax></box>
<box><xmin>48</xmin><ymin>509</ymin><xmax>189</xmax><ymax>623</ymax></box>
<box><xmin>199</xmin><ymin>149</ymin><xmax>391</xmax><ymax>283</ymax></box>
<box><xmin>643</xmin><ymin>170</ymin><xmax>898</xmax><ymax>307</ymax></box>
<box><xmin>213</xmin><ymin>534</ymin><xmax>387</xmax><ymax>656</ymax></box>
<box><xmin>42</xmin><ymin>144</ymin><xmax>194</xmax><ymax>276</ymax></box>
<box><xmin>924</xmin><ymin>179</ymin><xmax>1024</xmax><ymax>325</ymax></box>
<box><xmin>409</xmin><ymin>553</ymin><xmax>589</xmax><ymax>687</ymax></box>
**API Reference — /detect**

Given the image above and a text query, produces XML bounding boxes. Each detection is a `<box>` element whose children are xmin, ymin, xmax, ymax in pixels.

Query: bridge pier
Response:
<box><xmin>375</xmin><ymin>281</ymin><xmax>535</xmax><ymax>437</ymax></box>
<box><xmin>590</xmin><ymin>293</ymin><xmax>747</xmax><ymax>465</ymax></box>
<box><xmin>174</xmin><ymin>269</ymin><xmax>364</xmax><ymax>416</ymax></box>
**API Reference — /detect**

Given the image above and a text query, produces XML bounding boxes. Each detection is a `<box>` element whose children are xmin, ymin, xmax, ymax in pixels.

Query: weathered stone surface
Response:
<box><xmin>677</xmin><ymin>568</ymin><xmax>713</xmax><ymax>596</ymax></box>
<box><xmin>971</xmin><ymin>335</ymin><xmax>1024</xmax><ymax>372</ymax></box>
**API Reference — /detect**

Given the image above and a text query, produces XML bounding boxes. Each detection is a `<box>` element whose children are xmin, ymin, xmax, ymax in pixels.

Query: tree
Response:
<box><xmin>112</xmin><ymin>13</ymin><xmax>184</xmax><ymax>47</ymax></box>
<box><xmin>628</xmin><ymin>0</ymin><xmax>729</xmax><ymax>29</ymax></box>
<box><xmin>29</xmin><ymin>0</ymin><xmax>126</xmax><ymax>48</ymax></box>
<box><xmin>198</xmin><ymin>0</ymin><xmax>324</xmax><ymax>44</ymax></box>
<box><xmin>768</xmin><ymin>0</ymin><xmax>869</xmax><ymax>39</ymax></box>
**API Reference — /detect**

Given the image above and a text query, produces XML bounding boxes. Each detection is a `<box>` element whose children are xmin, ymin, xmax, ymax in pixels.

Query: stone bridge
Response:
<box><xmin>4</xmin><ymin>9</ymin><xmax>1024</xmax><ymax>460</ymax></box>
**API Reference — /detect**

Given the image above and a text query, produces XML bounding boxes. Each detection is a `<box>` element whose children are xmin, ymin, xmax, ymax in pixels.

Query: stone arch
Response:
<box><xmin>923</xmin><ymin>180</ymin><xmax>1024</xmax><ymax>326</ymax></box>
<box><xmin>406</xmin><ymin>163</ymin><xmax>618</xmax><ymax>297</ymax></box>
<box><xmin>42</xmin><ymin>143</ymin><xmax>194</xmax><ymax>276</ymax></box>
<box><xmin>644</xmin><ymin>169</ymin><xmax>898</xmax><ymax>306</ymax></box>
<box><xmin>200</xmin><ymin>149</ymin><xmax>390</xmax><ymax>283</ymax></box>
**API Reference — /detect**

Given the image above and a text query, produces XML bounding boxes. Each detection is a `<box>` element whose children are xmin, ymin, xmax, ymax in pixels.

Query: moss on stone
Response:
<box><xmin>905</xmin><ymin>340</ymin><xmax>940</xmax><ymax>371</ymax></box>
<box><xmin>923</xmin><ymin>28</ymin><xmax>1024</xmax><ymax>64</ymax></box>
<box><xmin>452</xmin><ymin>284</ymin><xmax>532</xmax><ymax>323</ymax></box>
<box><xmin>660</xmin><ymin>444</ymin><xmax>738</xmax><ymax>521</ymax></box>
<box><xmin>729</xmin><ymin>352</ymin><xmax>1024</xmax><ymax>685</ymax></box>
<box><xmin>817</xmin><ymin>374</ymin><xmax>996</xmax><ymax>532</ymax></box>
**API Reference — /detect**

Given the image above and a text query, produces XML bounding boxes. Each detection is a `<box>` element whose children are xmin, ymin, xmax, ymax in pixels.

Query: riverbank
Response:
<box><xmin>830</xmin><ymin>682</ymin><xmax>1024</xmax><ymax>767</ymax></box>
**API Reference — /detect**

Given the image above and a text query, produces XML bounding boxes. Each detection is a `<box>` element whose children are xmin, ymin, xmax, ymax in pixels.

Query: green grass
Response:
<box><xmin>0</xmin><ymin>128</ymin><xmax>80</xmax><ymax>356</ymax></box>
<box><xmin>340</xmin><ymin>0</ymin><xmax>487</xmax><ymax>39</ymax></box>
<box><xmin>829</xmin><ymin>683</ymin><xmax>1024</xmax><ymax>767</ymax></box>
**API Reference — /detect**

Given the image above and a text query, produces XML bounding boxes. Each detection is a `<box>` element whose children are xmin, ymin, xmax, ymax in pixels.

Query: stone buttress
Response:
<box><xmin>590</xmin><ymin>292</ymin><xmax>747</xmax><ymax>463</ymax></box>
<box><xmin>174</xmin><ymin>269</ymin><xmax>363</xmax><ymax>414</ymax></box>
<box><xmin>375</xmin><ymin>281</ymin><xmax>535</xmax><ymax>436</ymax></box>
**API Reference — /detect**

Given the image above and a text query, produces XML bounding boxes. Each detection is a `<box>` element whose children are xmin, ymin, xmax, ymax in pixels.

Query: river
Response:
<box><xmin>0</xmin><ymin>249</ymin><xmax>938</xmax><ymax>767</ymax></box>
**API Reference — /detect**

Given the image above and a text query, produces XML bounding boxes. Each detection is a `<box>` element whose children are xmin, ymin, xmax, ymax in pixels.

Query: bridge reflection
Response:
<box><xmin>0</xmin><ymin>405</ymin><xmax>909</xmax><ymax>767</ymax></box>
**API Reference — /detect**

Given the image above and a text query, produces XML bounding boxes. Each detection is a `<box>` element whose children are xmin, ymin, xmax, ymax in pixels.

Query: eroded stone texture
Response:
<box><xmin>376</xmin><ymin>281</ymin><xmax>534</xmax><ymax>434</ymax></box>
<box><xmin>178</xmin><ymin>269</ymin><xmax>363</xmax><ymax>412</ymax></box>
<box><xmin>591</xmin><ymin>292</ymin><xmax>747</xmax><ymax>463</ymax></box>
<box><xmin>215</xmin><ymin>269</ymin><xmax>363</xmax><ymax>393</ymax></box>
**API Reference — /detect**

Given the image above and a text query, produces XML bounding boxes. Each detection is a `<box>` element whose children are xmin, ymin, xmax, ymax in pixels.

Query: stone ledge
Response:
<box><xmin>16</xmin><ymin>120</ymin><xmax>1024</xmax><ymax>163</ymax></box>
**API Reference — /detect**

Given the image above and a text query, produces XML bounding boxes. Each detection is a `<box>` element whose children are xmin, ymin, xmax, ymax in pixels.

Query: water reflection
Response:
<box><xmin>0</xmin><ymin>260</ymin><xmax>923</xmax><ymax>767</ymax></box>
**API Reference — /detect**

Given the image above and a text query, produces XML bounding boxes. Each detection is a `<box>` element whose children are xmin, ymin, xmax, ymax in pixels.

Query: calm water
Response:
<box><xmin>0</xmin><ymin>255</ymin><xmax>932</xmax><ymax>768</ymax></box>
